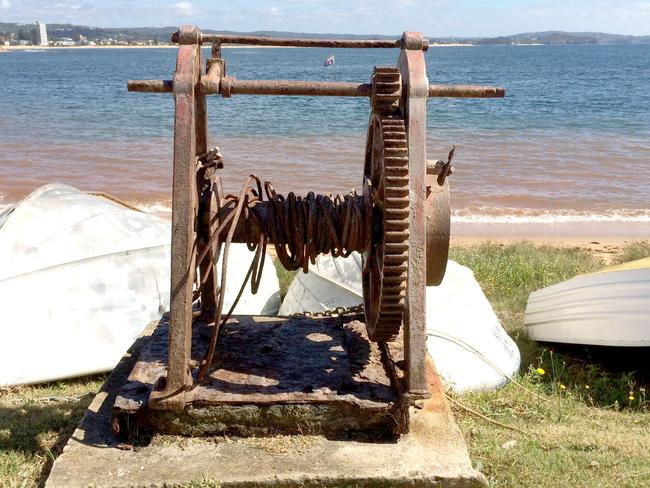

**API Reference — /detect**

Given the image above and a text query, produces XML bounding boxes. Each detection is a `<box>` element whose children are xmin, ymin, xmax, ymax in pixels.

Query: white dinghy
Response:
<box><xmin>279</xmin><ymin>253</ymin><xmax>520</xmax><ymax>393</ymax></box>
<box><xmin>0</xmin><ymin>184</ymin><xmax>280</xmax><ymax>387</ymax></box>
<box><xmin>525</xmin><ymin>258</ymin><xmax>650</xmax><ymax>346</ymax></box>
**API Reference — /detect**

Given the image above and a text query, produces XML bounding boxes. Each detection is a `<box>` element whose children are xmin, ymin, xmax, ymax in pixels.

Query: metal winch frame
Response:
<box><xmin>127</xmin><ymin>25</ymin><xmax>504</xmax><ymax>415</ymax></box>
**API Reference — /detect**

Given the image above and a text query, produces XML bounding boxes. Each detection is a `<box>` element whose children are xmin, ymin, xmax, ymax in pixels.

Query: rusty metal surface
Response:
<box><xmin>174</xmin><ymin>32</ymin><xmax>415</xmax><ymax>49</ymax></box>
<box><xmin>362</xmin><ymin>114</ymin><xmax>409</xmax><ymax>341</ymax></box>
<box><xmin>128</xmin><ymin>78</ymin><xmax>505</xmax><ymax>99</ymax></box>
<box><xmin>424</xmin><ymin>148</ymin><xmax>453</xmax><ymax>286</ymax></box>
<box><xmin>370</xmin><ymin>66</ymin><xmax>402</xmax><ymax>114</ymax></box>
<box><xmin>194</xmin><ymin>50</ymin><xmax>219</xmax><ymax>320</ymax></box>
<box><xmin>398</xmin><ymin>32</ymin><xmax>430</xmax><ymax>400</ymax></box>
<box><xmin>116</xmin><ymin>314</ymin><xmax>398</xmax><ymax>407</ymax></box>
<box><xmin>219</xmin><ymin>78</ymin><xmax>373</xmax><ymax>97</ymax></box>
<box><xmin>127</xmin><ymin>80</ymin><xmax>173</xmax><ymax>93</ymax></box>
<box><xmin>195</xmin><ymin>317</ymin><xmax>396</xmax><ymax>406</ymax></box>
<box><xmin>425</xmin><ymin>178</ymin><xmax>450</xmax><ymax>286</ymax></box>
<box><xmin>148</xmin><ymin>26</ymin><xmax>201</xmax><ymax>411</ymax></box>
<box><xmin>429</xmin><ymin>84</ymin><xmax>505</xmax><ymax>98</ymax></box>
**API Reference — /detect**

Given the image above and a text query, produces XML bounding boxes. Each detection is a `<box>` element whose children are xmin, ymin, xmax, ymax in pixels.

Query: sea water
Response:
<box><xmin>1</xmin><ymin>44</ymin><xmax>649</xmax><ymax>226</ymax></box>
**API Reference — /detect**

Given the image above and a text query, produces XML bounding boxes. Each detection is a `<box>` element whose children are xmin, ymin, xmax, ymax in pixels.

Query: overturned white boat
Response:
<box><xmin>280</xmin><ymin>253</ymin><xmax>520</xmax><ymax>393</ymax></box>
<box><xmin>0</xmin><ymin>184</ymin><xmax>279</xmax><ymax>387</ymax></box>
<box><xmin>525</xmin><ymin>258</ymin><xmax>650</xmax><ymax>347</ymax></box>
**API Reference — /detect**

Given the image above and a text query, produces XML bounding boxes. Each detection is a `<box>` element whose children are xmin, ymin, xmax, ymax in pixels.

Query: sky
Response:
<box><xmin>1</xmin><ymin>0</ymin><xmax>649</xmax><ymax>37</ymax></box>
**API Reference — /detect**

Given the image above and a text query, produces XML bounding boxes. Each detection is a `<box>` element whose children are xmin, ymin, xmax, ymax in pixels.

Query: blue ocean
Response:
<box><xmin>1</xmin><ymin>44</ymin><xmax>649</xmax><ymax>224</ymax></box>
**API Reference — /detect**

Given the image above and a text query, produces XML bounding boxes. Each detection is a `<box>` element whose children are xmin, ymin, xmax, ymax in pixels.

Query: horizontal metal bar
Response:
<box><xmin>428</xmin><ymin>84</ymin><xmax>505</xmax><ymax>98</ymax></box>
<box><xmin>222</xmin><ymin>79</ymin><xmax>372</xmax><ymax>97</ymax></box>
<box><xmin>185</xmin><ymin>33</ymin><xmax>406</xmax><ymax>49</ymax></box>
<box><xmin>128</xmin><ymin>79</ymin><xmax>505</xmax><ymax>98</ymax></box>
<box><xmin>128</xmin><ymin>80</ymin><xmax>173</xmax><ymax>93</ymax></box>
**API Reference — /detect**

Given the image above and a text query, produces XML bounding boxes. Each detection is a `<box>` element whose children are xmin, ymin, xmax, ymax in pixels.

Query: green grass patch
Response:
<box><xmin>0</xmin><ymin>375</ymin><xmax>104</xmax><ymax>488</ymax></box>
<box><xmin>273</xmin><ymin>257</ymin><xmax>298</xmax><ymax>300</ymax></box>
<box><xmin>613</xmin><ymin>240</ymin><xmax>650</xmax><ymax>264</ymax></box>
<box><xmin>450</xmin><ymin>242</ymin><xmax>603</xmax><ymax>314</ymax></box>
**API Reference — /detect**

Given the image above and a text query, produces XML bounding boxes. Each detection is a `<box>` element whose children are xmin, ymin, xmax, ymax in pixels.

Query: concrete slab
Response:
<box><xmin>45</xmin><ymin>321</ymin><xmax>487</xmax><ymax>487</ymax></box>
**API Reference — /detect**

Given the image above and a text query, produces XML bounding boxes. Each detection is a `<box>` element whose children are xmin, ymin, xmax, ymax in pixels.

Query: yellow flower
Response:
<box><xmin>585</xmin><ymin>385</ymin><xmax>590</xmax><ymax>390</ymax></box>
<box><xmin>559</xmin><ymin>384</ymin><xmax>566</xmax><ymax>390</ymax></box>
<box><xmin>629</xmin><ymin>395</ymin><xmax>635</xmax><ymax>401</ymax></box>
<box><xmin>536</xmin><ymin>368</ymin><xmax>545</xmax><ymax>375</ymax></box>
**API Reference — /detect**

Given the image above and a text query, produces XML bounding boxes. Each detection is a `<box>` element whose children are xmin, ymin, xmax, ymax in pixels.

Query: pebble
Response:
<box><xmin>501</xmin><ymin>440</ymin><xmax>517</xmax><ymax>450</ymax></box>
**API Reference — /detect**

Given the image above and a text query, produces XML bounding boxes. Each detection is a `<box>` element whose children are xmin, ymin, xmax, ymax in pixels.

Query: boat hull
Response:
<box><xmin>525</xmin><ymin>261</ymin><xmax>650</xmax><ymax>347</ymax></box>
<box><xmin>0</xmin><ymin>185</ymin><xmax>280</xmax><ymax>387</ymax></box>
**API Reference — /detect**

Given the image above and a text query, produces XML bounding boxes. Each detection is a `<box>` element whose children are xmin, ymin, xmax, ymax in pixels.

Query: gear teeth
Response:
<box><xmin>371</xmin><ymin>66</ymin><xmax>402</xmax><ymax>115</ymax></box>
<box><xmin>363</xmin><ymin>114</ymin><xmax>410</xmax><ymax>342</ymax></box>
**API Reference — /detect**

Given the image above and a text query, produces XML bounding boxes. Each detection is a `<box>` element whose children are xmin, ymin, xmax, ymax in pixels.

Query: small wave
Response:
<box><xmin>452</xmin><ymin>207</ymin><xmax>650</xmax><ymax>224</ymax></box>
<box><xmin>131</xmin><ymin>202</ymin><xmax>172</xmax><ymax>217</ymax></box>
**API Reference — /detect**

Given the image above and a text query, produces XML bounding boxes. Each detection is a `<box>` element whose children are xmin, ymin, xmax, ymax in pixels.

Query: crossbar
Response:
<box><xmin>128</xmin><ymin>78</ymin><xmax>505</xmax><ymax>98</ymax></box>
<box><xmin>171</xmin><ymin>32</ymin><xmax>419</xmax><ymax>50</ymax></box>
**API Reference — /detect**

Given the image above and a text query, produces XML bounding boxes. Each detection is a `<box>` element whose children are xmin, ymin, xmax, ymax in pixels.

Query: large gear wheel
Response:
<box><xmin>362</xmin><ymin>113</ymin><xmax>409</xmax><ymax>342</ymax></box>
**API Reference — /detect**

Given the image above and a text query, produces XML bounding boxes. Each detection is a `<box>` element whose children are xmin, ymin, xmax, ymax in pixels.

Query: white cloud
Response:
<box><xmin>54</xmin><ymin>2</ymin><xmax>83</xmax><ymax>10</ymax></box>
<box><xmin>0</xmin><ymin>0</ymin><xmax>10</xmax><ymax>11</ymax></box>
<box><xmin>169</xmin><ymin>2</ymin><xmax>195</xmax><ymax>17</ymax></box>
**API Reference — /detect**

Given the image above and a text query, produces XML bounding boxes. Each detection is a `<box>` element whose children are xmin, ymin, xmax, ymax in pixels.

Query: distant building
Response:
<box><xmin>33</xmin><ymin>21</ymin><xmax>48</xmax><ymax>46</ymax></box>
<box><xmin>56</xmin><ymin>37</ymin><xmax>75</xmax><ymax>47</ymax></box>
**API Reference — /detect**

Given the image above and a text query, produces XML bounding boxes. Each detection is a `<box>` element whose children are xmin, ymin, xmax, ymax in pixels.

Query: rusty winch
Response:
<box><xmin>114</xmin><ymin>26</ymin><xmax>503</xmax><ymax>438</ymax></box>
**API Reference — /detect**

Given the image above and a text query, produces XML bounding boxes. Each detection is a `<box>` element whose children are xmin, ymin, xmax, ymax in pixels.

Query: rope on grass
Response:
<box><xmin>445</xmin><ymin>394</ymin><xmax>549</xmax><ymax>450</ymax></box>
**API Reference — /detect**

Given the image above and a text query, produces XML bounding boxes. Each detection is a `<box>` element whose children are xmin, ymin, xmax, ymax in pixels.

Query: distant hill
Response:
<box><xmin>471</xmin><ymin>31</ymin><xmax>650</xmax><ymax>45</ymax></box>
<box><xmin>0</xmin><ymin>23</ymin><xmax>648</xmax><ymax>45</ymax></box>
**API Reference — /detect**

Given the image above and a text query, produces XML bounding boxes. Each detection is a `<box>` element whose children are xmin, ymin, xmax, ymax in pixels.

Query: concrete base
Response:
<box><xmin>45</xmin><ymin>321</ymin><xmax>486</xmax><ymax>487</ymax></box>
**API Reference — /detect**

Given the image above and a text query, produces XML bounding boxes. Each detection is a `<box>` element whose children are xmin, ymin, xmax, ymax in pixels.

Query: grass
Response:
<box><xmin>272</xmin><ymin>257</ymin><xmax>298</xmax><ymax>300</ymax></box>
<box><xmin>449</xmin><ymin>242</ymin><xmax>650</xmax><ymax>487</ymax></box>
<box><xmin>0</xmin><ymin>375</ymin><xmax>105</xmax><ymax>488</ymax></box>
<box><xmin>612</xmin><ymin>240</ymin><xmax>650</xmax><ymax>264</ymax></box>
<box><xmin>1</xmin><ymin>241</ymin><xmax>649</xmax><ymax>487</ymax></box>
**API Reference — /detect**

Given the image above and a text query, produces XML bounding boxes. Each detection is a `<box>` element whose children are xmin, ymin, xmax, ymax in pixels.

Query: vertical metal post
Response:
<box><xmin>149</xmin><ymin>25</ymin><xmax>201</xmax><ymax>410</ymax></box>
<box><xmin>398</xmin><ymin>32</ymin><xmax>430</xmax><ymax>400</ymax></box>
<box><xmin>196</xmin><ymin>44</ymin><xmax>218</xmax><ymax>320</ymax></box>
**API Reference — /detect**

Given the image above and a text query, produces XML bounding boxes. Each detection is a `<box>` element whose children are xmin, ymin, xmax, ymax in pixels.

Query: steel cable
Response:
<box><xmin>196</xmin><ymin>175</ymin><xmax>369</xmax><ymax>381</ymax></box>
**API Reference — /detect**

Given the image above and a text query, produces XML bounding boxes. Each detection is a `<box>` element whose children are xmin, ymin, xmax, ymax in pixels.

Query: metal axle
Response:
<box><xmin>171</xmin><ymin>32</ymin><xmax>425</xmax><ymax>50</ymax></box>
<box><xmin>128</xmin><ymin>78</ymin><xmax>505</xmax><ymax>98</ymax></box>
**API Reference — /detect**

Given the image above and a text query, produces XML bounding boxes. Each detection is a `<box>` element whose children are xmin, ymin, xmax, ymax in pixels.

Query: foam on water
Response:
<box><xmin>132</xmin><ymin>202</ymin><xmax>172</xmax><ymax>217</ymax></box>
<box><xmin>452</xmin><ymin>208</ymin><xmax>650</xmax><ymax>224</ymax></box>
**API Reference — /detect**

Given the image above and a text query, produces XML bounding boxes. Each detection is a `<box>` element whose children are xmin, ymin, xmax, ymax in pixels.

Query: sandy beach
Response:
<box><xmin>451</xmin><ymin>220</ymin><xmax>649</xmax><ymax>263</ymax></box>
<box><xmin>451</xmin><ymin>234</ymin><xmax>635</xmax><ymax>264</ymax></box>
